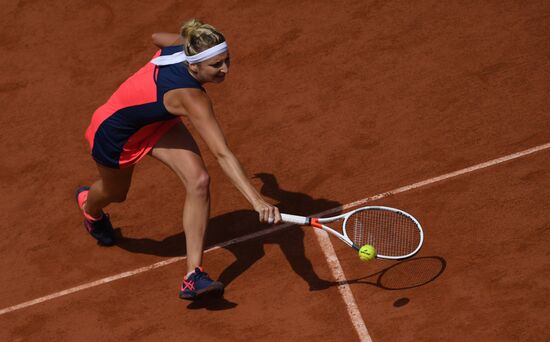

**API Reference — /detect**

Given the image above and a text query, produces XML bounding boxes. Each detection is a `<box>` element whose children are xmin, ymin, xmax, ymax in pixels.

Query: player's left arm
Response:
<box><xmin>152</xmin><ymin>33</ymin><xmax>183</xmax><ymax>48</ymax></box>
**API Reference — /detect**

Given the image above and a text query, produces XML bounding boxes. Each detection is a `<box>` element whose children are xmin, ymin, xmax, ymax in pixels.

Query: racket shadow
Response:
<box><xmin>339</xmin><ymin>256</ymin><xmax>447</xmax><ymax>290</ymax></box>
<box><xmin>114</xmin><ymin>173</ymin><xmax>341</xmax><ymax>292</ymax></box>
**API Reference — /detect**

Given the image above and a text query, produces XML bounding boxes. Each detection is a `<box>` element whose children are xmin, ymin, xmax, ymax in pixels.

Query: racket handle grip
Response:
<box><xmin>281</xmin><ymin>213</ymin><xmax>310</xmax><ymax>225</ymax></box>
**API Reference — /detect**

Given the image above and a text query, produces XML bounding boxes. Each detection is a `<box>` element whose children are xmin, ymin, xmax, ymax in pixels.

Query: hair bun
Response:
<box><xmin>180</xmin><ymin>18</ymin><xmax>204</xmax><ymax>41</ymax></box>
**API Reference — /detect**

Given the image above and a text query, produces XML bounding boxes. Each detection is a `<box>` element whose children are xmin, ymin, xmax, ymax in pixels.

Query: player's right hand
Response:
<box><xmin>253</xmin><ymin>200</ymin><xmax>281</xmax><ymax>224</ymax></box>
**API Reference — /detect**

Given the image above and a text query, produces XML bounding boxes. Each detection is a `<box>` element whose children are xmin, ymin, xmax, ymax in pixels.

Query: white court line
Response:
<box><xmin>314</xmin><ymin>229</ymin><xmax>372</xmax><ymax>341</ymax></box>
<box><xmin>1</xmin><ymin>142</ymin><xmax>549</xmax><ymax>318</ymax></box>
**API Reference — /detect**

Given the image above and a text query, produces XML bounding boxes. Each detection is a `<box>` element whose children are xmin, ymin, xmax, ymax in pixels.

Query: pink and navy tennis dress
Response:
<box><xmin>85</xmin><ymin>46</ymin><xmax>203</xmax><ymax>168</ymax></box>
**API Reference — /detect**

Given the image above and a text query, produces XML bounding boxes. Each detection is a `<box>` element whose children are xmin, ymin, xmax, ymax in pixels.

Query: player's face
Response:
<box><xmin>191</xmin><ymin>52</ymin><xmax>230</xmax><ymax>84</ymax></box>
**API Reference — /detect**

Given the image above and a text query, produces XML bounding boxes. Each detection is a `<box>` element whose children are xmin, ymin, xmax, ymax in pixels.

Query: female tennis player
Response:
<box><xmin>76</xmin><ymin>19</ymin><xmax>281</xmax><ymax>300</ymax></box>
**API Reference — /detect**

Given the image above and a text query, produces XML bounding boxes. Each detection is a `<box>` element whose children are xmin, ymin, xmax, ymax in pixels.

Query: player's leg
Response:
<box><xmin>149</xmin><ymin>122</ymin><xmax>210</xmax><ymax>272</ymax></box>
<box><xmin>76</xmin><ymin>164</ymin><xmax>134</xmax><ymax>246</ymax></box>
<box><xmin>86</xmin><ymin>163</ymin><xmax>135</xmax><ymax>217</ymax></box>
<box><xmin>149</xmin><ymin>122</ymin><xmax>222</xmax><ymax>299</ymax></box>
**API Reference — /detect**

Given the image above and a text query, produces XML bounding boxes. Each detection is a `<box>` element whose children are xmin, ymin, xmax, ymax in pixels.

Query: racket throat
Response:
<box><xmin>311</xmin><ymin>218</ymin><xmax>323</xmax><ymax>229</ymax></box>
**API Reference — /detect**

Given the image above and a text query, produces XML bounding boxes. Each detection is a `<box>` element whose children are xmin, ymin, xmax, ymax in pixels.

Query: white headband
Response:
<box><xmin>151</xmin><ymin>42</ymin><xmax>228</xmax><ymax>66</ymax></box>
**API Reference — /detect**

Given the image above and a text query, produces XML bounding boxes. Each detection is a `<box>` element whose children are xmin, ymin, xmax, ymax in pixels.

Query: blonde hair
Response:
<box><xmin>180</xmin><ymin>19</ymin><xmax>225</xmax><ymax>56</ymax></box>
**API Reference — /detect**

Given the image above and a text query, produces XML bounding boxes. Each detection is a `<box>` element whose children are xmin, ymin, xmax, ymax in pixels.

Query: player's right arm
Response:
<box><xmin>164</xmin><ymin>88</ymin><xmax>281</xmax><ymax>223</ymax></box>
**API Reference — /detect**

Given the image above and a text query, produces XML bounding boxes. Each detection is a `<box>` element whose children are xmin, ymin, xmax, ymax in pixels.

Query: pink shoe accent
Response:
<box><xmin>181</xmin><ymin>280</ymin><xmax>195</xmax><ymax>292</ymax></box>
<box><xmin>77</xmin><ymin>190</ymin><xmax>102</xmax><ymax>222</ymax></box>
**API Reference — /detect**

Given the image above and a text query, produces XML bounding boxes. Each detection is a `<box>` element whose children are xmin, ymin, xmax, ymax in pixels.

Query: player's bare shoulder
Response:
<box><xmin>164</xmin><ymin>88</ymin><xmax>211</xmax><ymax>117</ymax></box>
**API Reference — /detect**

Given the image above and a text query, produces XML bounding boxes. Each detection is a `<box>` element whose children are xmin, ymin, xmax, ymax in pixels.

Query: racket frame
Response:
<box><xmin>281</xmin><ymin>206</ymin><xmax>424</xmax><ymax>260</ymax></box>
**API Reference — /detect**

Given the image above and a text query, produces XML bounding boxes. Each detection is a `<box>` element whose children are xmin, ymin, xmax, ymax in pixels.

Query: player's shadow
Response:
<box><xmin>115</xmin><ymin>172</ymin><xmax>342</xmax><ymax>306</ymax></box>
<box><xmin>185</xmin><ymin>295</ymin><xmax>238</xmax><ymax>311</ymax></box>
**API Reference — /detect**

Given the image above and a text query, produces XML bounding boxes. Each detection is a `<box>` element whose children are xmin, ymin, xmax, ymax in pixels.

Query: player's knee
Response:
<box><xmin>187</xmin><ymin>172</ymin><xmax>210</xmax><ymax>197</ymax></box>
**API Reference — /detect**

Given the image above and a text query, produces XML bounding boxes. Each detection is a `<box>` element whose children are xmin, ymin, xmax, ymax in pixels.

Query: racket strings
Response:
<box><xmin>346</xmin><ymin>210</ymin><xmax>420</xmax><ymax>257</ymax></box>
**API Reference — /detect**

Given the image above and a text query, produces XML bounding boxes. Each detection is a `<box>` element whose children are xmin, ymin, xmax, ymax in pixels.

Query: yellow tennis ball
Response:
<box><xmin>358</xmin><ymin>244</ymin><xmax>377</xmax><ymax>262</ymax></box>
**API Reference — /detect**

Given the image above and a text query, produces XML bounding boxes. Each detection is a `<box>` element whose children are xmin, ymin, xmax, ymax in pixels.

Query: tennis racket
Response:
<box><xmin>281</xmin><ymin>206</ymin><xmax>424</xmax><ymax>260</ymax></box>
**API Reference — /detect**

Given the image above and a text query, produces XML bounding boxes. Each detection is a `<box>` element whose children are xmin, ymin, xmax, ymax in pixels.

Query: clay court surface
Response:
<box><xmin>1</xmin><ymin>1</ymin><xmax>549</xmax><ymax>341</ymax></box>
